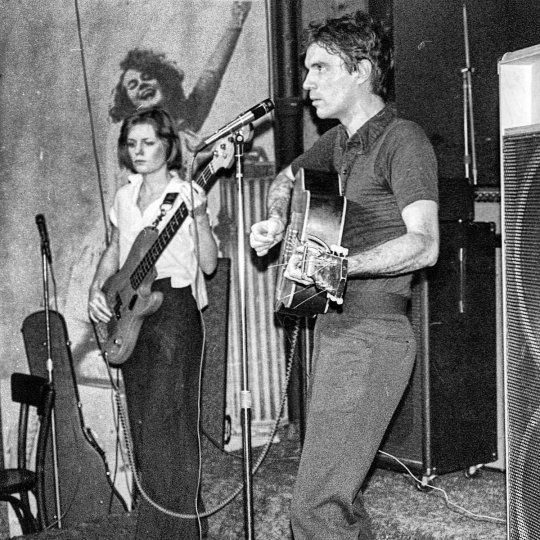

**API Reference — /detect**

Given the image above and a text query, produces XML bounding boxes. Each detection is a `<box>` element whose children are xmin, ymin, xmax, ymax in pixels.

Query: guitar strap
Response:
<box><xmin>151</xmin><ymin>192</ymin><xmax>179</xmax><ymax>228</ymax></box>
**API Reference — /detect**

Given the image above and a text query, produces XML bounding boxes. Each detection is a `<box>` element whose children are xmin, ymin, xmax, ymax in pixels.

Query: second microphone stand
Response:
<box><xmin>461</xmin><ymin>1</ymin><xmax>478</xmax><ymax>185</ymax></box>
<box><xmin>39</xmin><ymin>240</ymin><xmax>63</xmax><ymax>527</ymax></box>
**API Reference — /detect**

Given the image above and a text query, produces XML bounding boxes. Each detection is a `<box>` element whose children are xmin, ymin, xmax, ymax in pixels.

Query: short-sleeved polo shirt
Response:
<box><xmin>291</xmin><ymin>105</ymin><xmax>438</xmax><ymax>298</ymax></box>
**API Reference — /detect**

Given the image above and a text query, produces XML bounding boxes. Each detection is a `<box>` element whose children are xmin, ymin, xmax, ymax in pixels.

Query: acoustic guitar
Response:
<box><xmin>275</xmin><ymin>167</ymin><xmax>349</xmax><ymax>316</ymax></box>
<box><xmin>94</xmin><ymin>138</ymin><xmax>234</xmax><ymax>366</ymax></box>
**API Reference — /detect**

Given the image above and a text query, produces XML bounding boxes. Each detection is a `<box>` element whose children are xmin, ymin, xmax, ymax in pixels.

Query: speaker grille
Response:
<box><xmin>503</xmin><ymin>128</ymin><xmax>540</xmax><ymax>539</ymax></box>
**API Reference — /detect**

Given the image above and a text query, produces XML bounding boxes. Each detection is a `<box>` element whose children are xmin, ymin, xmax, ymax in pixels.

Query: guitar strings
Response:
<box><xmin>270</xmin><ymin>254</ymin><xmax>343</xmax><ymax>309</ymax></box>
<box><xmin>267</xmin><ymin>259</ymin><xmax>339</xmax><ymax>272</ymax></box>
<box><xmin>277</xmin><ymin>286</ymin><xmax>329</xmax><ymax>309</ymax></box>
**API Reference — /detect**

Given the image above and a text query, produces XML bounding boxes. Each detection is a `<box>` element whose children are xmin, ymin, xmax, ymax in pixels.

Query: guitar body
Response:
<box><xmin>96</xmin><ymin>227</ymin><xmax>164</xmax><ymax>366</ymax></box>
<box><xmin>275</xmin><ymin>168</ymin><xmax>347</xmax><ymax>316</ymax></box>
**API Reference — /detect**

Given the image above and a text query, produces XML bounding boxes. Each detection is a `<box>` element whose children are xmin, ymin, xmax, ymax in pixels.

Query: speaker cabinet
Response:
<box><xmin>439</xmin><ymin>177</ymin><xmax>475</xmax><ymax>222</ymax></box>
<box><xmin>500</xmin><ymin>43</ymin><xmax>540</xmax><ymax>540</ymax></box>
<box><xmin>377</xmin><ymin>221</ymin><xmax>498</xmax><ymax>481</ymax></box>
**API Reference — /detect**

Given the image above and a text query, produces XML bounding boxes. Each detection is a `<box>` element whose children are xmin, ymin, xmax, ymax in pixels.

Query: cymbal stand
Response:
<box><xmin>232</xmin><ymin>129</ymin><xmax>255</xmax><ymax>539</ymax></box>
<box><xmin>461</xmin><ymin>1</ymin><xmax>478</xmax><ymax>185</ymax></box>
<box><xmin>38</xmin><ymin>226</ymin><xmax>62</xmax><ymax>527</ymax></box>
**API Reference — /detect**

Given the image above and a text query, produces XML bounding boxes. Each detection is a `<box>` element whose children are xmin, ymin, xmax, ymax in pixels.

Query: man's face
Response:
<box><xmin>303</xmin><ymin>43</ymin><xmax>362</xmax><ymax>124</ymax></box>
<box><xmin>122</xmin><ymin>69</ymin><xmax>164</xmax><ymax>110</ymax></box>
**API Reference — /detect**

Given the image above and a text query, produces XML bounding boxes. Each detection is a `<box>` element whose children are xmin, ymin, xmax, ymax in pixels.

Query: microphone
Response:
<box><xmin>35</xmin><ymin>214</ymin><xmax>52</xmax><ymax>263</ymax></box>
<box><xmin>195</xmin><ymin>98</ymin><xmax>274</xmax><ymax>152</ymax></box>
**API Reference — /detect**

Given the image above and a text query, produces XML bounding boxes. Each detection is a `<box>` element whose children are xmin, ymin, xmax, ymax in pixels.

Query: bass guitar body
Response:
<box><xmin>275</xmin><ymin>168</ymin><xmax>348</xmax><ymax>316</ymax></box>
<box><xmin>95</xmin><ymin>227</ymin><xmax>163</xmax><ymax>367</ymax></box>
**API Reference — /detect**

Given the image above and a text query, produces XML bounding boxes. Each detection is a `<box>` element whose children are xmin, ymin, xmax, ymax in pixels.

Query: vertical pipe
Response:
<box><xmin>269</xmin><ymin>0</ymin><xmax>305</xmax><ymax>434</ymax></box>
<box><xmin>270</xmin><ymin>0</ymin><xmax>304</xmax><ymax>172</ymax></box>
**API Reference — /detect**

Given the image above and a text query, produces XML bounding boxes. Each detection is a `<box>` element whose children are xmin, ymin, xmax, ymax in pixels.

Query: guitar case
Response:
<box><xmin>21</xmin><ymin>310</ymin><xmax>128</xmax><ymax>528</ymax></box>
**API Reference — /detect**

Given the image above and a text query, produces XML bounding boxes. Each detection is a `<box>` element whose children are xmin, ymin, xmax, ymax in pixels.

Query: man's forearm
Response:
<box><xmin>267</xmin><ymin>169</ymin><xmax>295</xmax><ymax>223</ymax></box>
<box><xmin>347</xmin><ymin>231</ymin><xmax>438</xmax><ymax>278</ymax></box>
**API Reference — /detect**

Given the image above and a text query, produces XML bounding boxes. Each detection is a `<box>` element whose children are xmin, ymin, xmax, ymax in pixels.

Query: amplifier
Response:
<box><xmin>438</xmin><ymin>177</ymin><xmax>475</xmax><ymax>222</ymax></box>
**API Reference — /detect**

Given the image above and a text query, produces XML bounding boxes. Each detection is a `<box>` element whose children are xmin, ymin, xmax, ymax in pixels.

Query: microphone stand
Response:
<box><xmin>461</xmin><ymin>1</ymin><xmax>478</xmax><ymax>185</ymax></box>
<box><xmin>233</xmin><ymin>129</ymin><xmax>255</xmax><ymax>539</ymax></box>
<box><xmin>39</xmin><ymin>241</ymin><xmax>63</xmax><ymax>527</ymax></box>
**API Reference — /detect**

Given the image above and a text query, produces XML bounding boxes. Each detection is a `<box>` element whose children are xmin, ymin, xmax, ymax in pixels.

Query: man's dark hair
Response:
<box><xmin>303</xmin><ymin>10</ymin><xmax>393</xmax><ymax>100</ymax></box>
<box><xmin>117</xmin><ymin>107</ymin><xmax>183</xmax><ymax>173</ymax></box>
<box><xmin>109</xmin><ymin>49</ymin><xmax>187</xmax><ymax>123</ymax></box>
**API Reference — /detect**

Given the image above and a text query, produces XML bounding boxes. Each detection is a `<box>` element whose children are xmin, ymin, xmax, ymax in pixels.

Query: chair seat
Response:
<box><xmin>0</xmin><ymin>469</ymin><xmax>36</xmax><ymax>495</ymax></box>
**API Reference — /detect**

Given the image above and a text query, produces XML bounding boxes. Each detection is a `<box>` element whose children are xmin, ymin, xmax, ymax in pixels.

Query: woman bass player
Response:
<box><xmin>88</xmin><ymin>107</ymin><xmax>217</xmax><ymax>539</ymax></box>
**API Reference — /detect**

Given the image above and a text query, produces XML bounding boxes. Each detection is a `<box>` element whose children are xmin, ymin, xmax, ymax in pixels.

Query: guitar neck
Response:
<box><xmin>130</xmin><ymin>165</ymin><xmax>215</xmax><ymax>290</ymax></box>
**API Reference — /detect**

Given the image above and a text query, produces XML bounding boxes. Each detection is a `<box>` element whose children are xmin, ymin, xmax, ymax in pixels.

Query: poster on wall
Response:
<box><xmin>0</xmin><ymin>0</ymin><xmax>273</xmax><ymax>382</ymax></box>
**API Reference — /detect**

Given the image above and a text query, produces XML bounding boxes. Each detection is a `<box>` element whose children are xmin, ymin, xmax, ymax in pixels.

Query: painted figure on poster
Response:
<box><xmin>109</xmin><ymin>1</ymin><xmax>251</xmax><ymax>170</ymax></box>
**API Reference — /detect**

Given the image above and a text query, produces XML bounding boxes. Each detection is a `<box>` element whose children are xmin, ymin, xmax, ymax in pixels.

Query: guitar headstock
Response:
<box><xmin>209</xmin><ymin>138</ymin><xmax>235</xmax><ymax>173</ymax></box>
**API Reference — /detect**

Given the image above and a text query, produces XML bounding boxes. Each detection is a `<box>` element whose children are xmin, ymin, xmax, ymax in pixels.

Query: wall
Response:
<box><xmin>387</xmin><ymin>0</ymin><xmax>540</xmax><ymax>186</ymax></box>
<box><xmin>0</xmin><ymin>0</ymin><xmax>272</xmax><ymax>380</ymax></box>
<box><xmin>0</xmin><ymin>3</ymin><xmax>272</xmax><ymax>532</ymax></box>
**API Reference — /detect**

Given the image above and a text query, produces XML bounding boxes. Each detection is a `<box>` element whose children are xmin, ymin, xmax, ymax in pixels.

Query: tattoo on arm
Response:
<box><xmin>267</xmin><ymin>171</ymin><xmax>295</xmax><ymax>222</ymax></box>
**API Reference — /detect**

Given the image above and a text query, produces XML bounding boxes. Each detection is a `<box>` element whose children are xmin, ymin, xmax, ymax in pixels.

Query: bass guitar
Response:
<box><xmin>275</xmin><ymin>167</ymin><xmax>349</xmax><ymax>316</ymax></box>
<box><xmin>95</xmin><ymin>139</ymin><xmax>234</xmax><ymax>366</ymax></box>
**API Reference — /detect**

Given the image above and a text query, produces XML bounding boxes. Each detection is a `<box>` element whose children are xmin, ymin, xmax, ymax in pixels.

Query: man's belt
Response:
<box><xmin>344</xmin><ymin>291</ymin><xmax>408</xmax><ymax>316</ymax></box>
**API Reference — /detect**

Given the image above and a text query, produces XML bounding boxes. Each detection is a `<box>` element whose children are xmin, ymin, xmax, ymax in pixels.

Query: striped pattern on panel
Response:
<box><xmin>218</xmin><ymin>162</ymin><xmax>288</xmax><ymax>432</ymax></box>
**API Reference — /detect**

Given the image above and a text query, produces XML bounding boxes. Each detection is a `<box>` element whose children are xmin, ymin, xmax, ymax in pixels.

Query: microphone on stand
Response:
<box><xmin>195</xmin><ymin>98</ymin><xmax>274</xmax><ymax>152</ymax></box>
<box><xmin>35</xmin><ymin>214</ymin><xmax>52</xmax><ymax>263</ymax></box>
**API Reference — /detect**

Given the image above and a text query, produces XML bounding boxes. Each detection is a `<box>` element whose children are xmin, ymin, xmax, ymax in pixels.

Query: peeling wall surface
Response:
<box><xmin>0</xmin><ymin>0</ymin><xmax>272</xmax><ymax>378</ymax></box>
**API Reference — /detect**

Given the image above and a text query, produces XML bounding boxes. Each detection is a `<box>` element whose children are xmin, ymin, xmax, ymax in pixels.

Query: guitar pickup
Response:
<box><xmin>128</xmin><ymin>294</ymin><xmax>138</xmax><ymax>312</ymax></box>
<box><xmin>114</xmin><ymin>294</ymin><xmax>123</xmax><ymax>320</ymax></box>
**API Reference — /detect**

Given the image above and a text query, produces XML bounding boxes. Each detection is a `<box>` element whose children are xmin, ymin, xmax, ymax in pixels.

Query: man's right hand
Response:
<box><xmin>250</xmin><ymin>217</ymin><xmax>286</xmax><ymax>257</ymax></box>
